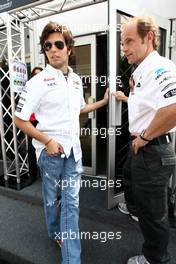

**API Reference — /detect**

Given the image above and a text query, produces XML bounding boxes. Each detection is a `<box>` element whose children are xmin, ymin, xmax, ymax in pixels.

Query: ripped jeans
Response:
<box><xmin>38</xmin><ymin>148</ymin><xmax>82</xmax><ymax>264</ymax></box>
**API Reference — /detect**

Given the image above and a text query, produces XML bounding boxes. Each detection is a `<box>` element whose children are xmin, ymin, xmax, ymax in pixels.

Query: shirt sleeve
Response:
<box><xmin>15</xmin><ymin>79</ymin><xmax>42</xmax><ymax>121</ymax></box>
<box><xmin>155</xmin><ymin>63</ymin><xmax>176</xmax><ymax>109</ymax></box>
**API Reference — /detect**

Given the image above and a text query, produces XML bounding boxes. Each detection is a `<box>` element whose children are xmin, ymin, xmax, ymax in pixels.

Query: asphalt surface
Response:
<box><xmin>0</xmin><ymin>176</ymin><xmax>175</xmax><ymax>264</ymax></box>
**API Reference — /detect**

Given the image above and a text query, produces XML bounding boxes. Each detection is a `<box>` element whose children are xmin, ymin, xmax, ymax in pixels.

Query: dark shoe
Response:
<box><xmin>118</xmin><ymin>202</ymin><xmax>130</xmax><ymax>215</ymax></box>
<box><xmin>130</xmin><ymin>214</ymin><xmax>139</xmax><ymax>222</ymax></box>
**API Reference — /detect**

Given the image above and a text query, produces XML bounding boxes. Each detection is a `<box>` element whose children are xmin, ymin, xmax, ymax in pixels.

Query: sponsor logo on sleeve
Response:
<box><xmin>161</xmin><ymin>82</ymin><xmax>176</xmax><ymax>92</ymax></box>
<box><xmin>19</xmin><ymin>97</ymin><xmax>26</xmax><ymax>102</ymax></box>
<box><xmin>159</xmin><ymin>76</ymin><xmax>176</xmax><ymax>85</ymax></box>
<box><xmin>155</xmin><ymin>68</ymin><xmax>165</xmax><ymax>76</ymax></box>
<box><xmin>16</xmin><ymin>106</ymin><xmax>22</xmax><ymax>112</ymax></box>
<box><xmin>164</xmin><ymin>88</ymin><xmax>176</xmax><ymax>98</ymax></box>
<box><xmin>155</xmin><ymin>68</ymin><xmax>170</xmax><ymax>80</ymax></box>
<box><xmin>17</xmin><ymin>102</ymin><xmax>24</xmax><ymax>107</ymax></box>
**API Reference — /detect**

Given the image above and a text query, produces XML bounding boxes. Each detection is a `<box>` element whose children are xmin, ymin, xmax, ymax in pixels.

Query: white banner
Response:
<box><xmin>11</xmin><ymin>60</ymin><xmax>28</xmax><ymax>92</ymax></box>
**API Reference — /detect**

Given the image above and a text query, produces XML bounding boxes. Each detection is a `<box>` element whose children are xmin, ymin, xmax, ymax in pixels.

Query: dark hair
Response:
<box><xmin>30</xmin><ymin>66</ymin><xmax>43</xmax><ymax>78</ymax></box>
<box><xmin>40</xmin><ymin>22</ymin><xmax>75</xmax><ymax>63</ymax></box>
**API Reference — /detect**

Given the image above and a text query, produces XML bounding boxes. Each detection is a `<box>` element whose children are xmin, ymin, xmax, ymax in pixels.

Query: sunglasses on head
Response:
<box><xmin>43</xmin><ymin>40</ymin><xmax>65</xmax><ymax>51</ymax></box>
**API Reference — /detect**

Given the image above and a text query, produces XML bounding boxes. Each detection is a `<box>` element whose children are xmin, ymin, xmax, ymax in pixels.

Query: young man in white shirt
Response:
<box><xmin>114</xmin><ymin>16</ymin><xmax>176</xmax><ymax>264</ymax></box>
<box><xmin>14</xmin><ymin>22</ymin><xmax>108</xmax><ymax>264</ymax></box>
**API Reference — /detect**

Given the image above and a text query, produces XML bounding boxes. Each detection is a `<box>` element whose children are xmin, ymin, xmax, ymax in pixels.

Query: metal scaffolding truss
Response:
<box><xmin>0</xmin><ymin>0</ymin><xmax>106</xmax><ymax>189</ymax></box>
<box><xmin>1</xmin><ymin>0</ymin><xmax>175</xmax><ymax>193</ymax></box>
<box><xmin>0</xmin><ymin>13</ymin><xmax>27</xmax><ymax>188</ymax></box>
<box><xmin>8</xmin><ymin>0</ymin><xmax>105</xmax><ymax>24</ymax></box>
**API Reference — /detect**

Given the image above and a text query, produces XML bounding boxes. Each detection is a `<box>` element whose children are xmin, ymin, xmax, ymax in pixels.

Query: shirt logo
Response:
<box><xmin>155</xmin><ymin>68</ymin><xmax>170</xmax><ymax>80</ymax></box>
<box><xmin>19</xmin><ymin>97</ymin><xmax>26</xmax><ymax>102</ymax></box>
<box><xmin>159</xmin><ymin>76</ymin><xmax>175</xmax><ymax>85</ymax></box>
<box><xmin>17</xmin><ymin>102</ymin><xmax>24</xmax><ymax>107</ymax></box>
<box><xmin>44</xmin><ymin>77</ymin><xmax>55</xmax><ymax>82</ymax></box>
<box><xmin>136</xmin><ymin>82</ymin><xmax>141</xmax><ymax>88</ymax></box>
<box><xmin>16</xmin><ymin>106</ymin><xmax>22</xmax><ymax>112</ymax></box>
<box><xmin>164</xmin><ymin>88</ymin><xmax>176</xmax><ymax>98</ymax></box>
<box><xmin>73</xmin><ymin>80</ymin><xmax>80</xmax><ymax>85</ymax></box>
<box><xmin>47</xmin><ymin>82</ymin><xmax>57</xmax><ymax>87</ymax></box>
<box><xmin>161</xmin><ymin>82</ymin><xmax>176</xmax><ymax>92</ymax></box>
<box><xmin>155</xmin><ymin>68</ymin><xmax>165</xmax><ymax>76</ymax></box>
<box><xmin>43</xmin><ymin>77</ymin><xmax>57</xmax><ymax>87</ymax></box>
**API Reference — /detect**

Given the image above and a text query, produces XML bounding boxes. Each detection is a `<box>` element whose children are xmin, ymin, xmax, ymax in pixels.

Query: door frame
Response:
<box><xmin>74</xmin><ymin>35</ymin><xmax>96</xmax><ymax>175</ymax></box>
<box><xmin>107</xmin><ymin>0</ymin><xmax>171</xmax><ymax>209</ymax></box>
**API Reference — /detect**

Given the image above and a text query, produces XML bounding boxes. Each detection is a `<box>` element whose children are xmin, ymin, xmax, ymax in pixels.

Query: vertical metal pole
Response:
<box><xmin>29</xmin><ymin>21</ymin><xmax>37</xmax><ymax>69</ymax></box>
<box><xmin>107</xmin><ymin>0</ymin><xmax>123</xmax><ymax>209</ymax></box>
<box><xmin>169</xmin><ymin>19</ymin><xmax>173</xmax><ymax>60</ymax></box>
<box><xmin>7</xmin><ymin>14</ymin><xmax>20</xmax><ymax>184</ymax></box>
<box><xmin>172</xmin><ymin>133</ymin><xmax>176</xmax><ymax>190</ymax></box>
<box><xmin>0</xmin><ymin>84</ymin><xmax>8</xmax><ymax>180</ymax></box>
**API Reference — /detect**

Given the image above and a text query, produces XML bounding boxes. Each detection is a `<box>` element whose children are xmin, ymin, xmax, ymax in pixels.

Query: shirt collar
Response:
<box><xmin>133</xmin><ymin>50</ymin><xmax>159</xmax><ymax>79</ymax></box>
<box><xmin>45</xmin><ymin>64</ymin><xmax>73</xmax><ymax>77</ymax></box>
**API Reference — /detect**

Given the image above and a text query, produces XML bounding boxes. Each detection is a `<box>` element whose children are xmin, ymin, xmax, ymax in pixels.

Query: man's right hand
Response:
<box><xmin>112</xmin><ymin>91</ymin><xmax>128</xmax><ymax>103</ymax></box>
<box><xmin>45</xmin><ymin>139</ymin><xmax>64</xmax><ymax>155</ymax></box>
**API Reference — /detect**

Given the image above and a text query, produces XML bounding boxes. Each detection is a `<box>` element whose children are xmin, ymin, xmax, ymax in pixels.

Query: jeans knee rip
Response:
<box><xmin>44</xmin><ymin>172</ymin><xmax>51</xmax><ymax>179</ymax></box>
<box><xmin>46</xmin><ymin>199</ymin><xmax>61</xmax><ymax>207</ymax></box>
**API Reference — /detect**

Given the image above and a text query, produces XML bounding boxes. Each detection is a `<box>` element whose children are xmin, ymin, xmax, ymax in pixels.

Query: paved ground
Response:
<box><xmin>0</xmin><ymin>176</ymin><xmax>176</xmax><ymax>264</ymax></box>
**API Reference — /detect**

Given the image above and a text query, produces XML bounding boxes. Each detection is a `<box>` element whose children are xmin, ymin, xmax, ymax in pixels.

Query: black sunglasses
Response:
<box><xmin>43</xmin><ymin>40</ymin><xmax>65</xmax><ymax>51</ymax></box>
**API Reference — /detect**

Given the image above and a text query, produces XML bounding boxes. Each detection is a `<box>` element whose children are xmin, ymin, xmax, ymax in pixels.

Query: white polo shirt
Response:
<box><xmin>128</xmin><ymin>51</ymin><xmax>176</xmax><ymax>133</ymax></box>
<box><xmin>15</xmin><ymin>64</ymin><xmax>86</xmax><ymax>161</ymax></box>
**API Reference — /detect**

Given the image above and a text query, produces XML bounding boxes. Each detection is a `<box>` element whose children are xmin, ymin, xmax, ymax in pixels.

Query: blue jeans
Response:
<box><xmin>38</xmin><ymin>148</ymin><xmax>82</xmax><ymax>264</ymax></box>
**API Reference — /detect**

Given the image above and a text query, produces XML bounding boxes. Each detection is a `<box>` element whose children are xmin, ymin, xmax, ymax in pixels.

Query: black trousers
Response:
<box><xmin>130</xmin><ymin>142</ymin><xmax>175</xmax><ymax>264</ymax></box>
<box><xmin>122</xmin><ymin>147</ymin><xmax>137</xmax><ymax>215</ymax></box>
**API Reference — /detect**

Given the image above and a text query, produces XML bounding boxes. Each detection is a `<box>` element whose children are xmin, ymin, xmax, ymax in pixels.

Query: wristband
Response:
<box><xmin>140</xmin><ymin>130</ymin><xmax>152</xmax><ymax>142</ymax></box>
<box><xmin>45</xmin><ymin>138</ymin><xmax>52</xmax><ymax>146</ymax></box>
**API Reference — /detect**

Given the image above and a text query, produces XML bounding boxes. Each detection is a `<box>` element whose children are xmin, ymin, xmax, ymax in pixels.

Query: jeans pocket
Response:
<box><xmin>38</xmin><ymin>148</ymin><xmax>45</xmax><ymax>168</ymax></box>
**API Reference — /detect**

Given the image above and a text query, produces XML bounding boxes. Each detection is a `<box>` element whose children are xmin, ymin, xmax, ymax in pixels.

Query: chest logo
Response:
<box><xmin>44</xmin><ymin>77</ymin><xmax>55</xmax><ymax>82</ymax></box>
<box><xmin>73</xmin><ymin>80</ymin><xmax>80</xmax><ymax>85</ymax></box>
<box><xmin>47</xmin><ymin>82</ymin><xmax>57</xmax><ymax>87</ymax></box>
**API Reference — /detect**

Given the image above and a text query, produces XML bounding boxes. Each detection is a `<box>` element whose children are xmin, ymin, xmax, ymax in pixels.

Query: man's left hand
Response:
<box><xmin>103</xmin><ymin>88</ymin><xmax>109</xmax><ymax>104</ymax></box>
<box><xmin>132</xmin><ymin>136</ymin><xmax>148</xmax><ymax>154</ymax></box>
